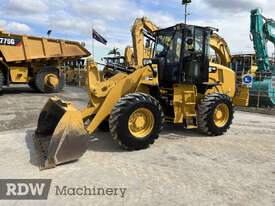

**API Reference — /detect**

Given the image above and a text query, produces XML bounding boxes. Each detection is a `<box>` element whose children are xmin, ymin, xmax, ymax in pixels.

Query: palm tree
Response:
<box><xmin>108</xmin><ymin>47</ymin><xmax>121</xmax><ymax>57</ymax></box>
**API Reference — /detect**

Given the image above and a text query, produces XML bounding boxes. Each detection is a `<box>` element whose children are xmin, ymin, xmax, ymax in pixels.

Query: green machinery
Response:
<box><xmin>249</xmin><ymin>8</ymin><xmax>275</xmax><ymax>106</ymax></box>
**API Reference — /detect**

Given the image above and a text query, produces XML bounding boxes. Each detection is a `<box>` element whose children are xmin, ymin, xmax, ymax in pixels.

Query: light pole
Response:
<box><xmin>47</xmin><ymin>30</ymin><xmax>52</xmax><ymax>38</ymax></box>
<box><xmin>181</xmin><ymin>0</ymin><xmax>192</xmax><ymax>24</ymax></box>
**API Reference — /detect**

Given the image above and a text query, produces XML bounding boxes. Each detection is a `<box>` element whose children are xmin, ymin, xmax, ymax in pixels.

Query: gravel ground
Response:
<box><xmin>0</xmin><ymin>85</ymin><xmax>274</xmax><ymax>206</ymax></box>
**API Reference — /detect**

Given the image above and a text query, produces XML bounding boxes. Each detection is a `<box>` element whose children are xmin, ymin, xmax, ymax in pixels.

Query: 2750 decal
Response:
<box><xmin>0</xmin><ymin>37</ymin><xmax>22</xmax><ymax>46</ymax></box>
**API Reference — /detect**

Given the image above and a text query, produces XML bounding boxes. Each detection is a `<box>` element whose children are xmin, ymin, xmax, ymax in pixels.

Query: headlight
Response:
<box><xmin>209</xmin><ymin>66</ymin><xmax>217</xmax><ymax>73</ymax></box>
<box><xmin>143</xmin><ymin>58</ymin><xmax>153</xmax><ymax>66</ymax></box>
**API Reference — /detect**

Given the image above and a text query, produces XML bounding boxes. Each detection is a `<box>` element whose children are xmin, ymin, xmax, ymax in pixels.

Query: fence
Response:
<box><xmin>235</xmin><ymin>70</ymin><xmax>275</xmax><ymax>110</ymax></box>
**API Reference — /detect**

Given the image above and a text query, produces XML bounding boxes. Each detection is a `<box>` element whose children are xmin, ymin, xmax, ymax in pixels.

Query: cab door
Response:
<box><xmin>155</xmin><ymin>29</ymin><xmax>183</xmax><ymax>87</ymax></box>
<box><xmin>181</xmin><ymin>26</ymin><xmax>210</xmax><ymax>84</ymax></box>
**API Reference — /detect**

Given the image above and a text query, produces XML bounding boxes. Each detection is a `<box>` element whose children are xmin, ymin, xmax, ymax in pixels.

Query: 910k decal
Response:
<box><xmin>0</xmin><ymin>37</ymin><xmax>22</xmax><ymax>46</ymax></box>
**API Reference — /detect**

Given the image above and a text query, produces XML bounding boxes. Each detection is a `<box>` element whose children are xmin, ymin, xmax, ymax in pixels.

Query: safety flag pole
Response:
<box><xmin>92</xmin><ymin>28</ymin><xmax>107</xmax><ymax>58</ymax></box>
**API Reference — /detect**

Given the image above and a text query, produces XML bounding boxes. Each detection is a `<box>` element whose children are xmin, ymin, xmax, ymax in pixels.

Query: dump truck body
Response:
<box><xmin>0</xmin><ymin>30</ymin><xmax>90</xmax><ymax>93</ymax></box>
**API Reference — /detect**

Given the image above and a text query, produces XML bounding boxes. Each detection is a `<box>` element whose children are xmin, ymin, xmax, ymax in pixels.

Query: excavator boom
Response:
<box><xmin>209</xmin><ymin>33</ymin><xmax>232</xmax><ymax>67</ymax></box>
<box><xmin>131</xmin><ymin>17</ymin><xmax>159</xmax><ymax>67</ymax></box>
<box><xmin>250</xmin><ymin>8</ymin><xmax>275</xmax><ymax>72</ymax></box>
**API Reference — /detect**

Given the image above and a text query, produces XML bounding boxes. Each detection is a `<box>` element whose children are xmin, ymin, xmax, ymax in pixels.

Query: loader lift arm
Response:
<box><xmin>34</xmin><ymin>58</ymin><xmax>154</xmax><ymax>170</ymax></box>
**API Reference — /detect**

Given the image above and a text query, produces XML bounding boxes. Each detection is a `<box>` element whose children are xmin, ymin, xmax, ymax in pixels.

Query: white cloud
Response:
<box><xmin>1</xmin><ymin>0</ymin><xmax>274</xmax><ymax>57</ymax></box>
<box><xmin>152</xmin><ymin>0</ymin><xmax>159</xmax><ymax>6</ymax></box>
<box><xmin>48</xmin><ymin>11</ymin><xmax>107</xmax><ymax>37</ymax></box>
<box><xmin>68</xmin><ymin>0</ymin><xmax>136</xmax><ymax>20</ymax></box>
<box><xmin>0</xmin><ymin>0</ymin><xmax>178</xmax><ymax>49</ymax></box>
<box><xmin>0</xmin><ymin>20</ymin><xmax>32</xmax><ymax>34</ymax></box>
<box><xmin>135</xmin><ymin>10</ymin><xmax>177</xmax><ymax>28</ymax></box>
<box><xmin>187</xmin><ymin>0</ymin><xmax>275</xmax><ymax>55</ymax></box>
<box><xmin>187</xmin><ymin>14</ymin><xmax>253</xmax><ymax>54</ymax></box>
<box><xmin>204</xmin><ymin>0</ymin><xmax>267</xmax><ymax>13</ymax></box>
<box><xmin>4</xmin><ymin>0</ymin><xmax>48</xmax><ymax>14</ymax></box>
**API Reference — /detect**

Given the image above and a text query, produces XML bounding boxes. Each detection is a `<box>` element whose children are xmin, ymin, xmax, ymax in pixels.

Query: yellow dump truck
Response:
<box><xmin>0</xmin><ymin>29</ymin><xmax>90</xmax><ymax>93</ymax></box>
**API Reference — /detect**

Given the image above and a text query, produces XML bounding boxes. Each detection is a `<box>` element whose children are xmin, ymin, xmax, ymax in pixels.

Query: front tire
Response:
<box><xmin>109</xmin><ymin>93</ymin><xmax>163</xmax><ymax>150</ymax></box>
<box><xmin>35</xmin><ymin>67</ymin><xmax>65</xmax><ymax>93</ymax></box>
<box><xmin>197</xmin><ymin>92</ymin><xmax>234</xmax><ymax>136</ymax></box>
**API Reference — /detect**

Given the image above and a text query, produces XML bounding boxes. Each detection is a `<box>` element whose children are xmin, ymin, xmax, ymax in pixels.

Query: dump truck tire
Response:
<box><xmin>197</xmin><ymin>92</ymin><xmax>234</xmax><ymax>136</ymax></box>
<box><xmin>28</xmin><ymin>80</ymin><xmax>39</xmax><ymax>91</ymax></box>
<box><xmin>109</xmin><ymin>93</ymin><xmax>163</xmax><ymax>150</ymax></box>
<box><xmin>35</xmin><ymin>67</ymin><xmax>65</xmax><ymax>93</ymax></box>
<box><xmin>0</xmin><ymin>71</ymin><xmax>4</xmax><ymax>92</ymax></box>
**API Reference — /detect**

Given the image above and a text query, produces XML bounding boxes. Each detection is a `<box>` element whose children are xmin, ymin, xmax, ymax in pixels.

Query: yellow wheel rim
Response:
<box><xmin>44</xmin><ymin>74</ymin><xmax>59</xmax><ymax>88</ymax></box>
<box><xmin>128</xmin><ymin>108</ymin><xmax>155</xmax><ymax>138</ymax></box>
<box><xmin>213</xmin><ymin>103</ymin><xmax>229</xmax><ymax>127</ymax></box>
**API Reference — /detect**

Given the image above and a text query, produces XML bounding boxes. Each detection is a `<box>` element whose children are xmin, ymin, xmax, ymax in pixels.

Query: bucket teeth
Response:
<box><xmin>33</xmin><ymin>133</ymin><xmax>56</xmax><ymax>170</ymax></box>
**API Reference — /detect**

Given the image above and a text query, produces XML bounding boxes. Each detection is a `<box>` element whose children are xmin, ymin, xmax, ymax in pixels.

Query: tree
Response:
<box><xmin>108</xmin><ymin>47</ymin><xmax>121</xmax><ymax>57</ymax></box>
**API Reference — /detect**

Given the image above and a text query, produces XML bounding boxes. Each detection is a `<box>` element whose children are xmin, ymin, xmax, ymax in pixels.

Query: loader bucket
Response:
<box><xmin>33</xmin><ymin>97</ymin><xmax>89</xmax><ymax>170</ymax></box>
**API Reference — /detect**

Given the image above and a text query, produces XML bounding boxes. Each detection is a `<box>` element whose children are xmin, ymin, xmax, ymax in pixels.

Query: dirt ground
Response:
<box><xmin>0</xmin><ymin>85</ymin><xmax>274</xmax><ymax>206</ymax></box>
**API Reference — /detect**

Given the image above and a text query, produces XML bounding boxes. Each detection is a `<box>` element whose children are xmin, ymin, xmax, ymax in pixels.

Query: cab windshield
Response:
<box><xmin>154</xmin><ymin>28</ymin><xmax>175</xmax><ymax>58</ymax></box>
<box><xmin>154</xmin><ymin>28</ymin><xmax>182</xmax><ymax>63</ymax></box>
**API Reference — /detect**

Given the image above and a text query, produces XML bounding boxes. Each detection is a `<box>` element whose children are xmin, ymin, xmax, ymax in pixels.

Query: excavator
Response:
<box><xmin>248</xmin><ymin>8</ymin><xmax>275</xmax><ymax>106</ymax></box>
<box><xmin>33</xmin><ymin>21</ymin><xmax>249</xmax><ymax>170</ymax></box>
<box><xmin>231</xmin><ymin>9</ymin><xmax>275</xmax><ymax>107</ymax></box>
<box><xmin>131</xmin><ymin>17</ymin><xmax>159</xmax><ymax>68</ymax></box>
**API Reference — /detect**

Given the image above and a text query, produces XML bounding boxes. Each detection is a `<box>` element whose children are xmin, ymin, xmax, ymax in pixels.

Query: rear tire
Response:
<box><xmin>197</xmin><ymin>92</ymin><xmax>234</xmax><ymax>136</ymax></box>
<box><xmin>109</xmin><ymin>93</ymin><xmax>163</xmax><ymax>150</ymax></box>
<box><xmin>35</xmin><ymin>67</ymin><xmax>65</xmax><ymax>93</ymax></box>
<box><xmin>28</xmin><ymin>80</ymin><xmax>39</xmax><ymax>91</ymax></box>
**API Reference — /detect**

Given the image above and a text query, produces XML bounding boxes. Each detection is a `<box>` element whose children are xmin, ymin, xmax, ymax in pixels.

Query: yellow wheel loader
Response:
<box><xmin>33</xmin><ymin>23</ymin><xmax>249</xmax><ymax>170</ymax></box>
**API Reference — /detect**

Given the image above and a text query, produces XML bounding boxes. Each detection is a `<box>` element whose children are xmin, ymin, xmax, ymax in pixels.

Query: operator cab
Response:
<box><xmin>151</xmin><ymin>24</ymin><xmax>211</xmax><ymax>89</ymax></box>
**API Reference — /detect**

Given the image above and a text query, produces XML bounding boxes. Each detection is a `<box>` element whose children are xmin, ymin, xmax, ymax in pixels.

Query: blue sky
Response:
<box><xmin>0</xmin><ymin>0</ymin><xmax>274</xmax><ymax>61</ymax></box>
